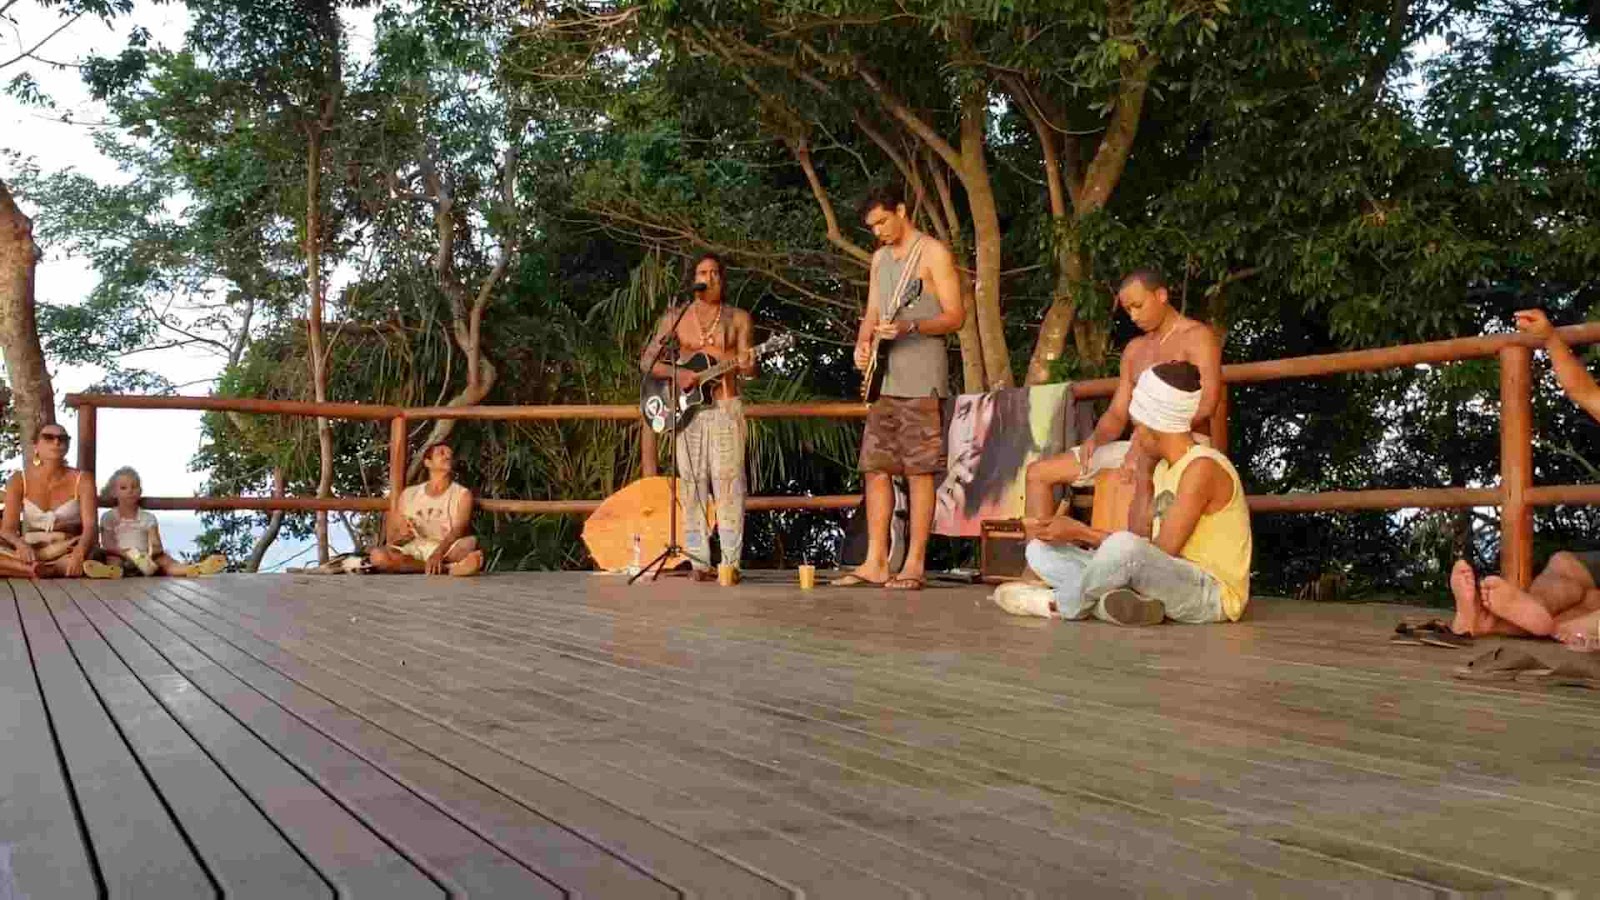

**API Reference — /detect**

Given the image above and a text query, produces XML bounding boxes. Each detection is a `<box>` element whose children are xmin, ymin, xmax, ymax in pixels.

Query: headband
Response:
<box><xmin>1129</xmin><ymin>368</ymin><xmax>1201</xmax><ymax>434</ymax></box>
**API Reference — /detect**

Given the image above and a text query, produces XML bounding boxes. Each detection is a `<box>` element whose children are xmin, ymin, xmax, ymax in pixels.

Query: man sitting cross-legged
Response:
<box><xmin>1450</xmin><ymin>309</ymin><xmax>1600</xmax><ymax>640</ymax></box>
<box><xmin>993</xmin><ymin>361</ymin><xmax>1253</xmax><ymax>626</ymax></box>
<box><xmin>369</xmin><ymin>443</ymin><xmax>485</xmax><ymax>576</ymax></box>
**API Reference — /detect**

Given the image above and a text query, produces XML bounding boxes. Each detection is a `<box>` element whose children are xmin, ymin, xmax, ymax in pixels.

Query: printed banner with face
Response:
<box><xmin>934</xmin><ymin>383</ymin><xmax>1081</xmax><ymax>537</ymax></box>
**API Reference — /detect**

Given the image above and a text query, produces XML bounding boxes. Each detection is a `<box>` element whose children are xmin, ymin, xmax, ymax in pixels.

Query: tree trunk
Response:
<box><xmin>407</xmin><ymin>360</ymin><xmax>497</xmax><ymax>481</ymax></box>
<box><xmin>1024</xmin><ymin>57</ymin><xmax>1157</xmax><ymax>384</ymax></box>
<box><xmin>306</xmin><ymin>127</ymin><xmax>334</xmax><ymax>564</ymax></box>
<box><xmin>958</xmin><ymin>87</ymin><xmax>1013</xmax><ymax>389</ymax></box>
<box><xmin>244</xmin><ymin>468</ymin><xmax>287</xmax><ymax>572</ymax></box>
<box><xmin>926</xmin><ymin>154</ymin><xmax>985</xmax><ymax>392</ymax></box>
<box><xmin>1028</xmin><ymin>235</ymin><xmax>1090</xmax><ymax>384</ymax></box>
<box><xmin>0</xmin><ymin>178</ymin><xmax>55</xmax><ymax>442</ymax></box>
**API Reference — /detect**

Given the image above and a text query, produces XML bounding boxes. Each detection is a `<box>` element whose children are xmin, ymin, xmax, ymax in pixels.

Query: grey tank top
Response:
<box><xmin>875</xmin><ymin>244</ymin><xmax>949</xmax><ymax>398</ymax></box>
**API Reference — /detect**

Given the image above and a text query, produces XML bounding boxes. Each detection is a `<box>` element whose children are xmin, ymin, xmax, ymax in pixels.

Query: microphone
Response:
<box><xmin>687</xmin><ymin>281</ymin><xmax>708</xmax><ymax>294</ymax></box>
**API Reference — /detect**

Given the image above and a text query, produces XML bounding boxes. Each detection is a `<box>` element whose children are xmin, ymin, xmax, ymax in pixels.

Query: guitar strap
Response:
<box><xmin>879</xmin><ymin>236</ymin><xmax>926</xmax><ymax>324</ymax></box>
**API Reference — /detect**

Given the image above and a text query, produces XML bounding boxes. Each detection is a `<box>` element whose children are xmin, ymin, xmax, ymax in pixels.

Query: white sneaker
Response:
<box><xmin>992</xmin><ymin>582</ymin><xmax>1057</xmax><ymax>618</ymax></box>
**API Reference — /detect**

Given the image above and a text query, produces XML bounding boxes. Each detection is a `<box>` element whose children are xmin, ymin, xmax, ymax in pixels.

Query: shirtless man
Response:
<box><xmin>640</xmin><ymin>253</ymin><xmax>756</xmax><ymax>582</ymax></box>
<box><xmin>1450</xmin><ymin>309</ymin><xmax>1600</xmax><ymax>640</ymax></box>
<box><xmin>1024</xmin><ymin>269</ymin><xmax>1223</xmax><ymax>519</ymax></box>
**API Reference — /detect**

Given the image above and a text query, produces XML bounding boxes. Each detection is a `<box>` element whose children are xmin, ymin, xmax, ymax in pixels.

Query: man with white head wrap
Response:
<box><xmin>992</xmin><ymin>361</ymin><xmax>1253</xmax><ymax>626</ymax></box>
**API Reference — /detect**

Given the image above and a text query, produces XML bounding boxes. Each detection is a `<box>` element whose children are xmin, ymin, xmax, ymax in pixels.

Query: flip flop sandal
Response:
<box><xmin>884</xmin><ymin>576</ymin><xmax>925</xmax><ymax>591</ymax></box>
<box><xmin>1418</xmin><ymin>631</ymin><xmax>1474</xmax><ymax>649</ymax></box>
<box><xmin>1391</xmin><ymin>624</ymin><xmax>1427</xmax><ymax>646</ymax></box>
<box><xmin>1454</xmin><ymin>647</ymin><xmax>1553</xmax><ymax>681</ymax></box>
<box><xmin>1519</xmin><ymin>662</ymin><xmax>1600</xmax><ymax>689</ymax></box>
<box><xmin>830</xmin><ymin>573</ymin><xmax>889</xmax><ymax>588</ymax></box>
<box><xmin>81</xmin><ymin>559</ymin><xmax>123</xmax><ymax>580</ymax></box>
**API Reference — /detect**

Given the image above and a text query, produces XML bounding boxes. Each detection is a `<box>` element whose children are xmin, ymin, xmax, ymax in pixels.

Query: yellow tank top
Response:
<box><xmin>1152</xmin><ymin>445</ymin><xmax>1253</xmax><ymax>621</ymax></box>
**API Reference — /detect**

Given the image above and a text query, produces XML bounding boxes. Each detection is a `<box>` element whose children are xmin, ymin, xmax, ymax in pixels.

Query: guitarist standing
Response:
<box><xmin>639</xmin><ymin>253</ymin><xmax>756</xmax><ymax>583</ymax></box>
<box><xmin>835</xmin><ymin>184</ymin><xmax>966</xmax><ymax>591</ymax></box>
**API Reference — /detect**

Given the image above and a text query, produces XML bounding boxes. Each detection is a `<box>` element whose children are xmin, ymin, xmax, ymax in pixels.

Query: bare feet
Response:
<box><xmin>448</xmin><ymin>550</ymin><xmax>484</xmax><ymax>577</ymax></box>
<box><xmin>1449</xmin><ymin>560</ymin><xmax>1480</xmax><ymax>636</ymax></box>
<box><xmin>1481</xmin><ymin>576</ymin><xmax>1556</xmax><ymax>636</ymax></box>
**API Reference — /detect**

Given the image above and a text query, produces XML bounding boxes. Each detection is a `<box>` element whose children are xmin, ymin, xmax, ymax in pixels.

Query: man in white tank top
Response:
<box><xmin>370</xmin><ymin>443</ymin><xmax>484</xmax><ymax>576</ymax></box>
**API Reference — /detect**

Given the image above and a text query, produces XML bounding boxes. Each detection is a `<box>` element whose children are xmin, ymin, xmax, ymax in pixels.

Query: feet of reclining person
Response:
<box><xmin>1450</xmin><ymin>560</ymin><xmax>1532</xmax><ymax>636</ymax></box>
<box><xmin>1480</xmin><ymin>575</ymin><xmax>1556</xmax><ymax>636</ymax></box>
<box><xmin>1450</xmin><ymin>560</ymin><xmax>1485</xmax><ymax>636</ymax></box>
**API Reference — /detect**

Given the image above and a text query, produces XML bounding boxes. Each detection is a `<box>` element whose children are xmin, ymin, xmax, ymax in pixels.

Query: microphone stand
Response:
<box><xmin>631</xmin><ymin>295</ymin><xmax>707</xmax><ymax>583</ymax></box>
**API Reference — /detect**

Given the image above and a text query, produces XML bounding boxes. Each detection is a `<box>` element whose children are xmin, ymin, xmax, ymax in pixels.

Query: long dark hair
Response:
<box><xmin>959</xmin><ymin>387</ymin><xmax>1070</xmax><ymax>517</ymax></box>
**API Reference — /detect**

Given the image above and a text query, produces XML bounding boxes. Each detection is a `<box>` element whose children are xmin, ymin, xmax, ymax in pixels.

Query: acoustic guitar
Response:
<box><xmin>640</xmin><ymin>332</ymin><xmax>795</xmax><ymax>434</ymax></box>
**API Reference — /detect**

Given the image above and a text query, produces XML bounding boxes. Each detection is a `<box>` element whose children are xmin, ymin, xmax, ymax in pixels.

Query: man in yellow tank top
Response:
<box><xmin>992</xmin><ymin>361</ymin><xmax>1253</xmax><ymax>626</ymax></box>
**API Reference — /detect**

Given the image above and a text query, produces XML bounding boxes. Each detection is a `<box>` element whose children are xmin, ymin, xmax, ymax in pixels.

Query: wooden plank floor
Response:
<box><xmin>3</xmin><ymin>571</ymin><xmax>1596</xmax><ymax>897</ymax></box>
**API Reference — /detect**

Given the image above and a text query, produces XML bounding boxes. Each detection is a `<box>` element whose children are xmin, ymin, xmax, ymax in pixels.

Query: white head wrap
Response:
<box><xmin>1129</xmin><ymin>367</ymin><xmax>1201</xmax><ymax>434</ymax></box>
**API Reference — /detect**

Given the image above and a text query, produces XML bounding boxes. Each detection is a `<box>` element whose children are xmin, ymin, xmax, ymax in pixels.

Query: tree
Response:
<box><xmin>0</xmin><ymin>0</ymin><xmax>133</xmax><ymax>442</ymax></box>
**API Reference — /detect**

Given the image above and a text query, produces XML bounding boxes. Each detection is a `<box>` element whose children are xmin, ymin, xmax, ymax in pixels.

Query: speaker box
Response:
<box><xmin>979</xmin><ymin>519</ymin><xmax>1028</xmax><ymax>584</ymax></box>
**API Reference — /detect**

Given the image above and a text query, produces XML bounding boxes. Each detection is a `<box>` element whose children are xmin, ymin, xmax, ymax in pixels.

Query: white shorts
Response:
<box><xmin>391</xmin><ymin>537</ymin><xmax>473</xmax><ymax>562</ymax></box>
<box><xmin>1069</xmin><ymin>433</ymin><xmax>1211</xmax><ymax>487</ymax></box>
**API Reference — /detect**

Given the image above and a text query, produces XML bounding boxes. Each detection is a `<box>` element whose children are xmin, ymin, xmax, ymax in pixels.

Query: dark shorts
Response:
<box><xmin>859</xmin><ymin>395</ymin><xmax>946</xmax><ymax>476</ymax></box>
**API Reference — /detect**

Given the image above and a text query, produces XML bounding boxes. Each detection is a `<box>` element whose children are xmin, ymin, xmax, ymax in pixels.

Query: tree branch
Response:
<box><xmin>1079</xmin><ymin>54</ymin><xmax>1158</xmax><ymax>212</ymax></box>
<box><xmin>0</xmin><ymin>12</ymin><xmax>82</xmax><ymax>72</ymax></box>
<box><xmin>791</xmin><ymin>138</ymin><xmax>871</xmax><ymax>263</ymax></box>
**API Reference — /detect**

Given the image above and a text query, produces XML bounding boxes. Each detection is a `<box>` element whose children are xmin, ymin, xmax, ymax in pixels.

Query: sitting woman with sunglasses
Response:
<box><xmin>0</xmin><ymin>425</ymin><xmax>118</xmax><ymax>579</ymax></box>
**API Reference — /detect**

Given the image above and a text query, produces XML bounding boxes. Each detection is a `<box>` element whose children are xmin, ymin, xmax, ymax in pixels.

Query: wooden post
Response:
<box><xmin>388</xmin><ymin>416</ymin><xmax>407</xmax><ymax>505</ymax></box>
<box><xmin>1499</xmin><ymin>345</ymin><xmax>1534</xmax><ymax>588</ymax></box>
<box><xmin>640</xmin><ymin>424</ymin><xmax>658</xmax><ymax>477</ymax></box>
<box><xmin>76</xmin><ymin>403</ymin><xmax>96</xmax><ymax>476</ymax></box>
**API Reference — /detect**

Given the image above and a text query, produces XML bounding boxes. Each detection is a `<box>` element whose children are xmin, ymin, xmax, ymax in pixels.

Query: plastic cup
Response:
<box><xmin>798</xmin><ymin>564</ymin><xmax>816</xmax><ymax>590</ymax></box>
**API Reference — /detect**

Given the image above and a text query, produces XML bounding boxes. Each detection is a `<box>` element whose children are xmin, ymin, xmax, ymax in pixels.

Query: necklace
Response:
<box><xmin>1155</xmin><ymin>317</ymin><xmax>1184</xmax><ymax>346</ymax></box>
<box><xmin>692</xmin><ymin>301</ymin><xmax>723</xmax><ymax>347</ymax></box>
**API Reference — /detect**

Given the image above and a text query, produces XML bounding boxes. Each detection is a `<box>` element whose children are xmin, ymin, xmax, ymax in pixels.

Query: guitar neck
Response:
<box><xmin>694</xmin><ymin>339</ymin><xmax>780</xmax><ymax>384</ymax></box>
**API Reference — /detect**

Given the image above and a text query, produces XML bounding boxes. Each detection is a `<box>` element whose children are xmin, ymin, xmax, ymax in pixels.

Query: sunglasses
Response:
<box><xmin>38</xmin><ymin>433</ymin><xmax>70</xmax><ymax>444</ymax></box>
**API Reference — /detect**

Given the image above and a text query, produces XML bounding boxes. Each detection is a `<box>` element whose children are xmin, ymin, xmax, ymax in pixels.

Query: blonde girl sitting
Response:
<box><xmin>99</xmin><ymin>467</ymin><xmax>226</xmax><ymax>576</ymax></box>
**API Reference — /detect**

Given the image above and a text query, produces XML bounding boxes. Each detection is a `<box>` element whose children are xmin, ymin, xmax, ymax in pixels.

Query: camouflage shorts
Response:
<box><xmin>859</xmin><ymin>395</ymin><xmax>946</xmax><ymax>476</ymax></box>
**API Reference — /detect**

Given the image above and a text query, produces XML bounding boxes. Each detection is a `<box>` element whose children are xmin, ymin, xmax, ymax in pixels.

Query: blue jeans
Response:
<box><xmin>1024</xmin><ymin>532</ymin><xmax>1225</xmax><ymax>624</ymax></box>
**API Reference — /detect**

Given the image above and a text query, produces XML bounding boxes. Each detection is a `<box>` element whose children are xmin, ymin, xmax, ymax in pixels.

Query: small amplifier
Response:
<box><xmin>979</xmin><ymin>519</ymin><xmax>1028</xmax><ymax>584</ymax></box>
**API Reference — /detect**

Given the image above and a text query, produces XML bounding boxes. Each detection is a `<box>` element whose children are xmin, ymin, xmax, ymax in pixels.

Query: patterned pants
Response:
<box><xmin>676</xmin><ymin>398</ymin><xmax>746</xmax><ymax>570</ymax></box>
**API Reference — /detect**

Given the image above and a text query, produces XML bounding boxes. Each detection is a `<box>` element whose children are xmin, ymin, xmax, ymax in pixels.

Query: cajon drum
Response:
<box><xmin>1089</xmin><ymin>468</ymin><xmax>1134</xmax><ymax>534</ymax></box>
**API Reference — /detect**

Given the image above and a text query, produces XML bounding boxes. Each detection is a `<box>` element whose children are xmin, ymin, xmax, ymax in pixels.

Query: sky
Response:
<box><xmin>1</xmin><ymin>2</ymin><xmax>373</xmax><ymax>570</ymax></box>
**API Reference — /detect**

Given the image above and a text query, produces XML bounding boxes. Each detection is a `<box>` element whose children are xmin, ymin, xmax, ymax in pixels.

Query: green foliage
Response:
<box><xmin>21</xmin><ymin>0</ymin><xmax>1600</xmax><ymax>594</ymax></box>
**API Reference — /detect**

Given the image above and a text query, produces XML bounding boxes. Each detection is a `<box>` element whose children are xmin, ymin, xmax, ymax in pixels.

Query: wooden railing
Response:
<box><xmin>64</xmin><ymin>320</ymin><xmax>1600</xmax><ymax>586</ymax></box>
<box><xmin>62</xmin><ymin>394</ymin><xmax>869</xmax><ymax>520</ymax></box>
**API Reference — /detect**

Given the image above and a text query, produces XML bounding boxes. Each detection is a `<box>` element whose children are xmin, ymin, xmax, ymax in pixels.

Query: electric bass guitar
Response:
<box><xmin>859</xmin><ymin>308</ymin><xmax>901</xmax><ymax>403</ymax></box>
<box><xmin>640</xmin><ymin>332</ymin><xmax>796</xmax><ymax>434</ymax></box>
<box><xmin>859</xmin><ymin>238</ymin><xmax>926</xmax><ymax>403</ymax></box>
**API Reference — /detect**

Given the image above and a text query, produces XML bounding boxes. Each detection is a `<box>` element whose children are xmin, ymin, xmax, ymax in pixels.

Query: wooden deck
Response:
<box><xmin>2</xmin><ymin>572</ymin><xmax>1596</xmax><ymax>897</ymax></box>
